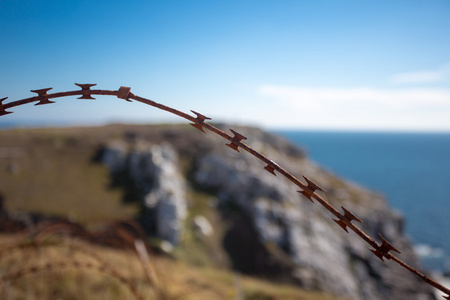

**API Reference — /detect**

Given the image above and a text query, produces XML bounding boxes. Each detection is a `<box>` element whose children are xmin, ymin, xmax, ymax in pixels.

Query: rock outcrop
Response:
<box><xmin>101</xmin><ymin>141</ymin><xmax>187</xmax><ymax>245</ymax></box>
<box><xmin>99</xmin><ymin>124</ymin><xmax>436</xmax><ymax>300</ymax></box>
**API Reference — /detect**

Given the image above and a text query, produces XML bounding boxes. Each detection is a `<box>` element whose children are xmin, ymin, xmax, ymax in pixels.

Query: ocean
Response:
<box><xmin>276</xmin><ymin>130</ymin><xmax>450</xmax><ymax>273</ymax></box>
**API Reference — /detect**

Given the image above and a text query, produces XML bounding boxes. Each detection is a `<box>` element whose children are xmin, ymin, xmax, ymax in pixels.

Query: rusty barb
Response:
<box><xmin>1</xmin><ymin>83</ymin><xmax>449</xmax><ymax>298</ymax></box>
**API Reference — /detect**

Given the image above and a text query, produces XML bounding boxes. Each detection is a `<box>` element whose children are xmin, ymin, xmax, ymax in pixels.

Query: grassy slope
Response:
<box><xmin>0</xmin><ymin>126</ymin><xmax>138</xmax><ymax>223</ymax></box>
<box><xmin>0</xmin><ymin>125</ymin><xmax>348</xmax><ymax>299</ymax></box>
<box><xmin>0</xmin><ymin>234</ymin><xmax>346</xmax><ymax>300</ymax></box>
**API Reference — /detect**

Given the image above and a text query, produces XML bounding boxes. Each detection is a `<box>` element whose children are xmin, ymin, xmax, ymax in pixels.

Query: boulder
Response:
<box><xmin>102</xmin><ymin>141</ymin><xmax>187</xmax><ymax>245</ymax></box>
<box><xmin>192</xmin><ymin>215</ymin><xmax>214</xmax><ymax>238</ymax></box>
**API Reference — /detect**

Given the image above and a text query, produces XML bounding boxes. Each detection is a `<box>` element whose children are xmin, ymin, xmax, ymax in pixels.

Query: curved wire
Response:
<box><xmin>1</xmin><ymin>83</ymin><xmax>449</xmax><ymax>298</ymax></box>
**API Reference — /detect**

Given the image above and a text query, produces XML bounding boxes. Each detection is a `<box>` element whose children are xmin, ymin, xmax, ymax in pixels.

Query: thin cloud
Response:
<box><xmin>259</xmin><ymin>85</ymin><xmax>450</xmax><ymax>109</ymax></box>
<box><xmin>258</xmin><ymin>85</ymin><xmax>450</xmax><ymax>131</ymax></box>
<box><xmin>390</xmin><ymin>62</ymin><xmax>450</xmax><ymax>84</ymax></box>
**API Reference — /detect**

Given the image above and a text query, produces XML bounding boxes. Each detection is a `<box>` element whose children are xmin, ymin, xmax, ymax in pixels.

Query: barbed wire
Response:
<box><xmin>1</xmin><ymin>83</ymin><xmax>449</xmax><ymax>298</ymax></box>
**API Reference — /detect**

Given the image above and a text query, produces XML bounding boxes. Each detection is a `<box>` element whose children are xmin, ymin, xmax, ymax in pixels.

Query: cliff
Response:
<box><xmin>96</xmin><ymin>124</ymin><xmax>435</xmax><ymax>300</ymax></box>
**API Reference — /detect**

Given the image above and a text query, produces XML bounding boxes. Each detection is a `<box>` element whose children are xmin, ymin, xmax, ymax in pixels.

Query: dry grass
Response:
<box><xmin>0</xmin><ymin>235</ymin><xmax>154</xmax><ymax>300</ymax></box>
<box><xmin>0</xmin><ymin>233</ymin><xmax>347</xmax><ymax>300</ymax></box>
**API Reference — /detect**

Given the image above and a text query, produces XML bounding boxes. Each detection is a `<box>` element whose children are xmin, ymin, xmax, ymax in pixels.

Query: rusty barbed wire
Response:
<box><xmin>1</xmin><ymin>83</ymin><xmax>449</xmax><ymax>298</ymax></box>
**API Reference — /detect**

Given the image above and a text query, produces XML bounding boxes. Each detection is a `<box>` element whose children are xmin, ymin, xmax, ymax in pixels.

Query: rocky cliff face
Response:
<box><xmin>99</xmin><ymin>124</ymin><xmax>436</xmax><ymax>300</ymax></box>
<box><xmin>101</xmin><ymin>140</ymin><xmax>187</xmax><ymax>245</ymax></box>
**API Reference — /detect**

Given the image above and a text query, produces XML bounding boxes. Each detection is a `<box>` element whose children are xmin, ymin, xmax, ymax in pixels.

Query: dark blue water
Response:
<box><xmin>276</xmin><ymin>130</ymin><xmax>450</xmax><ymax>272</ymax></box>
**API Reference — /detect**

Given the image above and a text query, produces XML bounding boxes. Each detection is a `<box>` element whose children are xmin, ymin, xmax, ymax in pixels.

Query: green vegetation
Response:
<box><xmin>0</xmin><ymin>126</ymin><xmax>138</xmax><ymax>223</ymax></box>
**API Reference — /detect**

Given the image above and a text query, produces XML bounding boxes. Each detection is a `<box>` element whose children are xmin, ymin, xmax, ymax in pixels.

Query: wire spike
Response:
<box><xmin>370</xmin><ymin>233</ymin><xmax>401</xmax><ymax>262</ymax></box>
<box><xmin>0</xmin><ymin>97</ymin><xmax>13</xmax><ymax>116</ymax></box>
<box><xmin>297</xmin><ymin>190</ymin><xmax>314</xmax><ymax>202</ymax></box>
<box><xmin>334</xmin><ymin>219</ymin><xmax>350</xmax><ymax>233</ymax></box>
<box><xmin>302</xmin><ymin>175</ymin><xmax>325</xmax><ymax>192</ymax></box>
<box><xmin>297</xmin><ymin>176</ymin><xmax>324</xmax><ymax>202</ymax></box>
<box><xmin>75</xmin><ymin>83</ymin><xmax>96</xmax><ymax>100</ymax></box>
<box><xmin>380</xmin><ymin>234</ymin><xmax>401</xmax><ymax>254</ymax></box>
<box><xmin>230</xmin><ymin>129</ymin><xmax>246</xmax><ymax>141</ymax></box>
<box><xmin>264</xmin><ymin>164</ymin><xmax>276</xmax><ymax>176</ymax></box>
<box><xmin>333</xmin><ymin>206</ymin><xmax>363</xmax><ymax>233</ymax></box>
<box><xmin>370</xmin><ymin>248</ymin><xmax>386</xmax><ymax>262</ymax></box>
<box><xmin>190</xmin><ymin>110</ymin><xmax>211</xmax><ymax>133</ymax></box>
<box><xmin>31</xmin><ymin>88</ymin><xmax>55</xmax><ymax>105</ymax></box>
<box><xmin>342</xmin><ymin>206</ymin><xmax>363</xmax><ymax>223</ymax></box>
<box><xmin>226</xmin><ymin>129</ymin><xmax>247</xmax><ymax>152</ymax></box>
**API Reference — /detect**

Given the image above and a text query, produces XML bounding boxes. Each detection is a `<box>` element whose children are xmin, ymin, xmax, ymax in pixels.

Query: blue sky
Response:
<box><xmin>1</xmin><ymin>0</ymin><xmax>450</xmax><ymax>131</ymax></box>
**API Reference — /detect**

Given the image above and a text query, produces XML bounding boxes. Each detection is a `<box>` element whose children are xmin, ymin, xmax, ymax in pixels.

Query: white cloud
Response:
<box><xmin>390</xmin><ymin>62</ymin><xmax>450</xmax><ymax>84</ymax></box>
<box><xmin>259</xmin><ymin>85</ymin><xmax>450</xmax><ymax>109</ymax></box>
<box><xmin>257</xmin><ymin>84</ymin><xmax>450</xmax><ymax>131</ymax></box>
